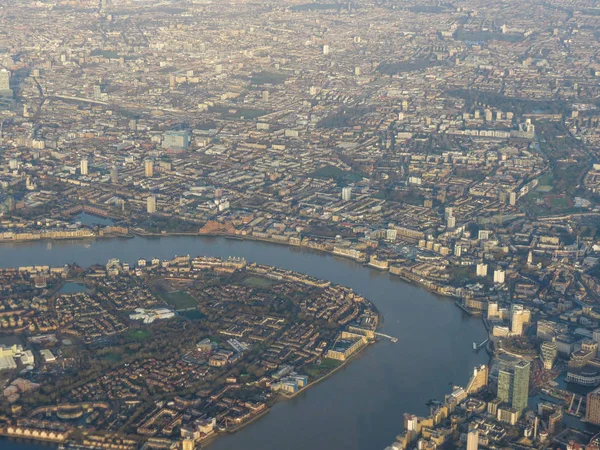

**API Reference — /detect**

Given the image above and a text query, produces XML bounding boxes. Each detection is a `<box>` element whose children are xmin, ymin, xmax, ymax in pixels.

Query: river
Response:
<box><xmin>0</xmin><ymin>236</ymin><xmax>488</xmax><ymax>450</ymax></box>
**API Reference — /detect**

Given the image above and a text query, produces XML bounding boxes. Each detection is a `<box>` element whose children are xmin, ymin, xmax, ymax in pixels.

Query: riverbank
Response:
<box><xmin>0</xmin><ymin>229</ymin><xmax>462</xmax><ymax>306</ymax></box>
<box><xmin>0</xmin><ymin>235</ymin><xmax>488</xmax><ymax>450</ymax></box>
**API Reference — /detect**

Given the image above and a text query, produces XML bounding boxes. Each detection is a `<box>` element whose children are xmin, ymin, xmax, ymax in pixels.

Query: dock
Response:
<box><xmin>375</xmin><ymin>332</ymin><xmax>398</xmax><ymax>343</ymax></box>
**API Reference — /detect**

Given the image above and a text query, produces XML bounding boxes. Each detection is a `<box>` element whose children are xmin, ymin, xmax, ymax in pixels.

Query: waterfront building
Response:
<box><xmin>497</xmin><ymin>359</ymin><xmax>530</xmax><ymax>413</ymax></box>
<box><xmin>182</xmin><ymin>438</ymin><xmax>195</xmax><ymax>450</ymax></box>
<box><xmin>466</xmin><ymin>365</ymin><xmax>488</xmax><ymax>394</ymax></box>
<box><xmin>487</xmin><ymin>302</ymin><xmax>498</xmax><ymax>319</ymax></box>
<box><xmin>586</xmin><ymin>387</ymin><xmax>600</xmax><ymax>425</ymax></box>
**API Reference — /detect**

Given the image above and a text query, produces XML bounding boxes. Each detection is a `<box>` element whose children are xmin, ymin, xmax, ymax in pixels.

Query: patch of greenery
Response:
<box><xmin>453</xmin><ymin>29</ymin><xmax>524</xmax><ymax>43</ymax></box>
<box><xmin>310</xmin><ymin>165</ymin><xmax>365</xmax><ymax>185</ymax></box>
<box><xmin>90</xmin><ymin>50</ymin><xmax>121</xmax><ymax>59</ymax></box>
<box><xmin>159</xmin><ymin>290</ymin><xmax>198</xmax><ymax>310</ymax></box>
<box><xmin>250</xmin><ymin>71</ymin><xmax>288</xmax><ymax>86</ymax></box>
<box><xmin>317</xmin><ymin>107</ymin><xmax>371</xmax><ymax>129</ymax></box>
<box><xmin>302</xmin><ymin>358</ymin><xmax>342</xmax><ymax>379</ymax></box>
<box><xmin>126</xmin><ymin>328</ymin><xmax>152</xmax><ymax>341</ymax></box>
<box><xmin>377</xmin><ymin>60</ymin><xmax>443</xmax><ymax>75</ymax></box>
<box><xmin>243</xmin><ymin>276</ymin><xmax>277</xmax><ymax>288</ymax></box>
<box><xmin>447</xmin><ymin>89</ymin><xmax>568</xmax><ymax>116</ymax></box>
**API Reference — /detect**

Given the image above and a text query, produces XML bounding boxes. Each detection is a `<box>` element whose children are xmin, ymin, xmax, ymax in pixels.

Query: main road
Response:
<box><xmin>0</xmin><ymin>235</ymin><xmax>487</xmax><ymax>450</ymax></box>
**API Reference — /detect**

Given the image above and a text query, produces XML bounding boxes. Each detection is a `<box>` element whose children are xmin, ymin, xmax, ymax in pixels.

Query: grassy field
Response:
<box><xmin>250</xmin><ymin>71</ymin><xmax>288</xmax><ymax>86</ymax></box>
<box><xmin>101</xmin><ymin>352</ymin><xmax>123</xmax><ymax>362</ymax></box>
<box><xmin>310</xmin><ymin>165</ymin><xmax>365</xmax><ymax>183</ymax></box>
<box><xmin>243</xmin><ymin>276</ymin><xmax>277</xmax><ymax>288</ymax></box>
<box><xmin>302</xmin><ymin>358</ymin><xmax>342</xmax><ymax>379</ymax></box>
<box><xmin>181</xmin><ymin>310</ymin><xmax>204</xmax><ymax>320</ymax></box>
<box><xmin>160</xmin><ymin>290</ymin><xmax>198</xmax><ymax>310</ymax></box>
<box><xmin>546</xmin><ymin>195</ymin><xmax>572</xmax><ymax>208</ymax></box>
<box><xmin>126</xmin><ymin>329</ymin><xmax>152</xmax><ymax>341</ymax></box>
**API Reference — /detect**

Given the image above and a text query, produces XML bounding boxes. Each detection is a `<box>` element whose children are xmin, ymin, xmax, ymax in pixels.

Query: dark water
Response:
<box><xmin>57</xmin><ymin>282</ymin><xmax>89</xmax><ymax>294</ymax></box>
<box><xmin>73</xmin><ymin>212</ymin><xmax>114</xmax><ymax>227</ymax></box>
<box><xmin>0</xmin><ymin>236</ymin><xmax>488</xmax><ymax>450</ymax></box>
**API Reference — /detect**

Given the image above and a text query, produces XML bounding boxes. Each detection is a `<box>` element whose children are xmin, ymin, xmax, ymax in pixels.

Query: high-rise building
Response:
<box><xmin>493</xmin><ymin>269</ymin><xmax>505</xmax><ymax>284</ymax></box>
<box><xmin>511</xmin><ymin>304</ymin><xmax>525</xmax><ymax>335</ymax></box>
<box><xmin>498</xmin><ymin>359</ymin><xmax>530</xmax><ymax>413</ymax></box>
<box><xmin>541</xmin><ymin>341</ymin><xmax>557</xmax><ymax>370</ymax></box>
<box><xmin>341</xmin><ymin>187</ymin><xmax>352</xmax><ymax>202</ymax></box>
<box><xmin>80</xmin><ymin>159</ymin><xmax>89</xmax><ymax>175</ymax></box>
<box><xmin>182</xmin><ymin>439</ymin><xmax>195</xmax><ymax>450</ymax></box>
<box><xmin>322</xmin><ymin>44</ymin><xmax>330</xmax><ymax>55</ymax></box>
<box><xmin>0</xmin><ymin>69</ymin><xmax>12</xmax><ymax>97</ymax></box>
<box><xmin>487</xmin><ymin>301</ymin><xmax>498</xmax><ymax>319</ymax></box>
<box><xmin>476</xmin><ymin>263</ymin><xmax>488</xmax><ymax>277</ymax></box>
<box><xmin>163</xmin><ymin>130</ymin><xmax>191</xmax><ymax>150</ymax></box>
<box><xmin>454</xmin><ymin>244</ymin><xmax>462</xmax><ymax>258</ymax></box>
<box><xmin>466</xmin><ymin>425</ymin><xmax>479</xmax><ymax>450</ymax></box>
<box><xmin>447</xmin><ymin>216</ymin><xmax>456</xmax><ymax>229</ymax></box>
<box><xmin>144</xmin><ymin>160</ymin><xmax>154</xmax><ymax>177</ymax></box>
<box><xmin>111</xmin><ymin>166</ymin><xmax>118</xmax><ymax>184</ymax></box>
<box><xmin>262</xmin><ymin>90</ymin><xmax>269</xmax><ymax>102</ymax></box>
<box><xmin>147</xmin><ymin>196</ymin><xmax>157</xmax><ymax>214</ymax></box>
<box><xmin>586</xmin><ymin>387</ymin><xmax>600</xmax><ymax>425</ymax></box>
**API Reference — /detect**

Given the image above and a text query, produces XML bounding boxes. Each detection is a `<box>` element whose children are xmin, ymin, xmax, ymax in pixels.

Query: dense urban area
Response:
<box><xmin>0</xmin><ymin>0</ymin><xmax>600</xmax><ymax>448</ymax></box>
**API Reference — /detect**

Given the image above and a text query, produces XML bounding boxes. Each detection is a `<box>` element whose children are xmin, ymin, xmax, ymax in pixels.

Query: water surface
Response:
<box><xmin>0</xmin><ymin>236</ymin><xmax>488</xmax><ymax>450</ymax></box>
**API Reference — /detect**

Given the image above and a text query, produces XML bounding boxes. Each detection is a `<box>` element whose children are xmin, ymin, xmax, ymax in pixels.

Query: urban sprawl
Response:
<box><xmin>0</xmin><ymin>0</ymin><xmax>600</xmax><ymax>449</ymax></box>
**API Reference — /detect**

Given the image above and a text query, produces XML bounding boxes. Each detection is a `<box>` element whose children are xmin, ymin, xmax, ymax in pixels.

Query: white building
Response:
<box><xmin>476</xmin><ymin>263</ymin><xmax>488</xmax><ymax>277</ymax></box>
<box><xmin>80</xmin><ymin>159</ymin><xmax>89</xmax><ymax>175</ymax></box>
<box><xmin>341</xmin><ymin>187</ymin><xmax>352</xmax><ymax>202</ymax></box>
<box><xmin>493</xmin><ymin>269</ymin><xmax>505</xmax><ymax>284</ymax></box>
